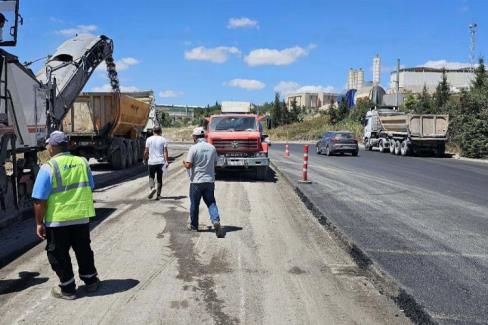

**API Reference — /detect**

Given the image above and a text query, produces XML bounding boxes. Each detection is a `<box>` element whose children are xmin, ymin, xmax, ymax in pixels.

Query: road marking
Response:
<box><xmin>366</xmin><ymin>248</ymin><xmax>488</xmax><ymax>259</ymax></box>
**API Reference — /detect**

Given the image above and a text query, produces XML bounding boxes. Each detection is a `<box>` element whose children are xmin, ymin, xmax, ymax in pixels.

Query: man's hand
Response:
<box><xmin>36</xmin><ymin>224</ymin><xmax>46</xmax><ymax>240</ymax></box>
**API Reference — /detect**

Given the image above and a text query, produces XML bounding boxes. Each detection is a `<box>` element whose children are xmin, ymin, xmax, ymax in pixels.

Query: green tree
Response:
<box><xmin>455</xmin><ymin>58</ymin><xmax>488</xmax><ymax>158</ymax></box>
<box><xmin>156</xmin><ymin>110</ymin><xmax>172</xmax><ymax>127</ymax></box>
<box><xmin>403</xmin><ymin>93</ymin><xmax>418</xmax><ymax>112</ymax></box>
<box><xmin>327</xmin><ymin>98</ymin><xmax>337</xmax><ymax>125</ymax></box>
<box><xmin>350</xmin><ymin>98</ymin><xmax>374</xmax><ymax>123</ymax></box>
<box><xmin>289</xmin><ymin>98</ymin><xmax>302</xmax><ymax>123</ymax></box>
<box><xmin>433</xmin><ymin>69</ymin><xmax>451</xmax><ymax>113</ymax></box>
<box><xmin>270</xmin><ymin>92</ymin><xmax>283</xmax><ymax>127</ymax></box>
<box><xmin>337</xmin><ymin>98</ymin><xmax>348</xmax><ymax>121</ymax></box>
<box><xmin>415</xmin><ymin>84</ymin><xmax>433</xmax><ymax>114</ymax></box>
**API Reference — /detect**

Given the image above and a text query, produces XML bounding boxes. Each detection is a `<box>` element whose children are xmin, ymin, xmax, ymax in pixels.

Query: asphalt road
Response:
<box><xmin>270</xmin><ymin>144</ymin><xmax>488</xmax><ymax>325</ymax></box>
<box><xmin>0</xmin><ymin>150</ymin><xmax>408</xmax><ymax>324</ymax></box>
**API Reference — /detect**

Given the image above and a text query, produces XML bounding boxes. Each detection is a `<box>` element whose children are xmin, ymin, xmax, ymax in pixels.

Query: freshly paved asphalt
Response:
<box><xmin>270</xmin><ymin>144</ymin><xmax>488</xmax><ymax>325</ymax></box>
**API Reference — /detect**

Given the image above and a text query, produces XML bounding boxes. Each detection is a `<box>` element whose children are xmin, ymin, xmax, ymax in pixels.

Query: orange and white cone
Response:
<box><xmin>285</xmin><ymin>144</ymin><xmax>290</xmax><ymax>157</ymax></box>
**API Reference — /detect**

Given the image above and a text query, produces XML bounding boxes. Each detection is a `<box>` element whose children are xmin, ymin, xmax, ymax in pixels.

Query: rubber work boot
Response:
<box><xmin>85</xmin><ymin>278</ymin><xmax>100</xmax><ymax>293</ymax></box>
<box><xmin>51</xmin><ymin>286</ymin><xmax>76</xmax><ymax>300</ymax></box>
<box><xmin>213</xmin><ymin>222</ymin><xmax>224</xmax><ymax>238</ymax></box>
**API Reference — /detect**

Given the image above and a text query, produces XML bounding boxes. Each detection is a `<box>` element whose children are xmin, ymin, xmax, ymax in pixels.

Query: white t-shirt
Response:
<box><xmin>145</xmin><ymin>135</ymin><xmax>167</xmax><ymax>165</ymax></box>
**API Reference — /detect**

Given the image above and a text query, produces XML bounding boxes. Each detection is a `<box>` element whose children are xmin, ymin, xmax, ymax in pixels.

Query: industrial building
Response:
<box><xmin>285</xmin><ymin>92</ymin><xmax>338</xmax><ymax>110</ymax></box>
<box><xmin>388</xmin><ymin>67</ymin><xmax>475</xmax><ymax>94</ymax></box>
<box><xmin>155</xmin><ymin>104</ymin><xmax>198</xmax><ymax>120</ymax></box>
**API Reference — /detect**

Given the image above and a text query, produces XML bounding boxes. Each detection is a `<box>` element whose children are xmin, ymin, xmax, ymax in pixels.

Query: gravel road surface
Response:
<box><xmin>0</xmin><ymin>150</ymin><xmax>408</xmax><ymax>324</ymax></box>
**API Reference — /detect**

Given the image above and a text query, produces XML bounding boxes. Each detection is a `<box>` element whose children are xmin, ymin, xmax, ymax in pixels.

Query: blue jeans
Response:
<box><xmin>190</xmin><ymin>182</ymin><xmax>220</xmax><ymax>228</ymax></box>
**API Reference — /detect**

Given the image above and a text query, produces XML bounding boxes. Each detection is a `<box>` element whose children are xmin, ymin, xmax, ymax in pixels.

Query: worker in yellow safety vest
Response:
<box><xmin>32</xmin><ymin>131</ymin><xmax>100</xmax><ymax>300</ymax></box>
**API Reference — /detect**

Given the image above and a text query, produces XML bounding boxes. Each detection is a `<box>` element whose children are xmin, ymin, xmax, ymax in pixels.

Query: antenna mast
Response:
<box><xmin>469</xmin><ymin>23</ymin><xmax>477</xmax><ymax>71</ymax></box>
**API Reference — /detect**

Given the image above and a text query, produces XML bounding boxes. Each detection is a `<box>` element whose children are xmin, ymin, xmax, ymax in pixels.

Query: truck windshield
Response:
<box><xmin>210</xmin><ymin>116</ymin><xmax>257</xmax><ymax>131</ymax></box>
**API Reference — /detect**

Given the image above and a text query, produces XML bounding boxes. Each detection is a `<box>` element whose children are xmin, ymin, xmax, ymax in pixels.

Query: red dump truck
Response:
<box><xmin>62</xmin><ymin>91</ymin><xmax>154</xmax><ymax>169</ymax></box>
<box><xmin>205</xmin><ymin>101</ymin><xmax>270</xmax><ymax>180</ymax></box>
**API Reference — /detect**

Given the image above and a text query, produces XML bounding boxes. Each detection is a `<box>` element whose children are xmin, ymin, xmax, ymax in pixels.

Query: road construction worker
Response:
<box><xmin>32</xmin><ymin>131</ymin><xmax>99</xmax><ymax>300</ymax></box>
<box><xmin>144</xmin><ymin>125</ymin><xmax>169</xmax><ymax>200</ymax></box>
<box><xmin>183</xmin><ymin>127</ymin><xmax>223</xmax><ymax>237</ymax></box>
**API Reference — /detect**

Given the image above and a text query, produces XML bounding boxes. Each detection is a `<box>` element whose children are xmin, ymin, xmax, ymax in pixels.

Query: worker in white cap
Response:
<box><xmin>182</xmin><ymin>127</ymin><xmax>223</xmax><ymax>237</ymax></box>
<box><xmin>32</xmin><ymin>131</ymin><xmax>99</xmax><ymax>299</ymax></box>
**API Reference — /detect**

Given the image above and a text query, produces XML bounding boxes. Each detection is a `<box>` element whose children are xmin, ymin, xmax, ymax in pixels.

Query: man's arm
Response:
<box><xmin>164</xmin><ymin>146</ymin><xmax>169</xmax><ymax>165</ymax></box>
<box><xmin>34</xmin><ymin>200</ymin><xmax>46</xmax><ymax>240</ymax></box>
<box><xmin>183</xmin><ymin>146</ymin><xmax>194</xmax><ymax>169</ymax></box>
<box><xmin>183</xmin><ymin>161</ymin><xmax>193</xmax><ymax>169</ymax></box>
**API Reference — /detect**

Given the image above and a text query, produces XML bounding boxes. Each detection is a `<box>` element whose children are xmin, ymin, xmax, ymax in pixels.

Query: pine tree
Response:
<box><xmin>290</xmin><ymin>98</ymin><xmax>301</xmax><ymax>123</ymax></box>
<box><xmin>416</xmin><ymin>84</ymin><xmax>433</xmax><ymax>114</ymax></box>
<box><xmin>434</xmin><ymin>69</ymin><xmax>450</xmax><ymax>113</ymax></box>
<box><xmin>337</xmin><ymin>98</ymin><xmax>348</xmax><ymax>121</ymax></box>
<box><xmin>472</xmin><ymin>58</ymin><xmax>487</xmax><ymax>91</ymax></box>
<box><xmin>327</xmin><ymin>98</ymin><xmax>337</xmax><ymax>125</ymax></box>
<box><xmin>271</xmin><ymin>92</ymin><xmax>282</xmax><ymax>127</ymax></box>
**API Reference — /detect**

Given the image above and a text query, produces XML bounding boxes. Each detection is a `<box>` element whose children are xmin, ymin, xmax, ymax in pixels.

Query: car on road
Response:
<box><xmin>316</xmin><ymin>131</ymin><xmax>359</xmax><ymax>156</ymax></box>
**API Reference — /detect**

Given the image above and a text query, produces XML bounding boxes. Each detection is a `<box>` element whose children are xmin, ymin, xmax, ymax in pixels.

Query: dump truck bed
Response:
<box><xmin>379</xmin><ymin>114</ymin><xmax>449</xmax><ymax>138</ymax></box>
<box><xmin>63</xmin><ymin>92</ymin><xmax>150</xmax><ymax>139</ymax></box>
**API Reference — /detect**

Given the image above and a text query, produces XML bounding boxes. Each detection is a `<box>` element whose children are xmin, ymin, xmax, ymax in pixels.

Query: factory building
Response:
<box><xmin>285</xmin><ymin>92</ymin><xmax>338</xmax><ymax>110</ymax></box>
<box><xmin>388</xmin><ymin>67</ymin><xmax>475</xmax><ymax>94</ymax></box>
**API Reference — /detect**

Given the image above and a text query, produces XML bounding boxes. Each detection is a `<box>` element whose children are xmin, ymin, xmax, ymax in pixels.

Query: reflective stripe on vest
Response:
<box><xmin>45</xmin><ymin>154</ymin><xmax>95</xmax><ymax>223</ymax></box>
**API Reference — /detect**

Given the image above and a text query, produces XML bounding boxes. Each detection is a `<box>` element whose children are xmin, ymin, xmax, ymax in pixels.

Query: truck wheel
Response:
<box><xmin>435</xmin><ymin>143</ymin><xmax>445</xmax><ymax>157</ymax></box>
<box><xmin>400</xmin><ymin>141</ymin><xmax>410</xmax><ymax>156</ymax></box>
<box><xmin>125</xmin><ymin>141</ymin><xmax>133</xmax><ymax>167</ymax></box>
<box><xmin>394</xmin><ymin>140</ymin><xmax>401</xmax><ymax>155</ymax></box>
<box><xmin>112</xmin><ymin>140</ymin><xmax>127</xmax><ymax>170</ymax></box>
<box><xmin>256</xmin><ymin>166</ymin><xmax>268</xmax><ymax>180</ymax></box>
<box><xmin>378</xmin><ymin>139</ymin><xmax>386</xmax><ymax>153</ymax></box>
<box><xmin>389</xmin><ymin>140</ymin><xmax>395</xmax><ymax>154</ymax></box>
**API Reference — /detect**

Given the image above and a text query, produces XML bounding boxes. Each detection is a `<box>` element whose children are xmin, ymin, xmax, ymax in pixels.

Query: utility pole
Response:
<box><xmin>469</xmin><ymin>23</ymin><xmax>477</xmax><ymax>71</ymax></box>
<box><xmin>396</xmin><ymin>58</ymin><xmax>400</xmax><ymax>110</ymax></box>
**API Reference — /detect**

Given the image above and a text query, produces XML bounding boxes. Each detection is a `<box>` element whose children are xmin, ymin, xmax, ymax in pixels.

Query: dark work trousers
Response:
<box><xmin>46</xmin><ymin>223</ymin><xmax>98</xmax><ymax>294</ymax></box>
<box><xmin>148</xmin><ymin>164</ymin><xmax>163</xmax><ymax>195</ymax></box>
<box><xmin>189</xmin><ymin>182</ymin><xmax>220</xmax><ymax>229</ymax></box>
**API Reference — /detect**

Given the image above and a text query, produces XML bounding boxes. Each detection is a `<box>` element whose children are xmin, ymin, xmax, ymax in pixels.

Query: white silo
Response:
<box><xmin>373</xmin><ymin>54</ymin><xmax>381</xmax><ymax>85</ymax></box>
<box><xmin>353</xmin><ymin>69</ymin><xmax>358</xmax><ymax>89</ymax></box>
<box><xmin>348</xmin><ymin>68</ymin><xmax>355</xmax><ymax>90</ymax></box>
<box><xmin>357</xmin><ymin>68</ymin><xmax>365</xmax><ymax>88</ymax></box>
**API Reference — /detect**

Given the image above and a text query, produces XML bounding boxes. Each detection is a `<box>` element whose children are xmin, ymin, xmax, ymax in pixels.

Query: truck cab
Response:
<box><xmin>206</xmin><ymin>102</ymin><xmax>269</xmax><ymax>180</ymax></box>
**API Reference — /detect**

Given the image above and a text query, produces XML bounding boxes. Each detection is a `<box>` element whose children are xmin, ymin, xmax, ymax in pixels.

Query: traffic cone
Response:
<box><xmin>285</xmin><ymin>144</ymin><xmax>290</xmax><ymax>157</ymax></box>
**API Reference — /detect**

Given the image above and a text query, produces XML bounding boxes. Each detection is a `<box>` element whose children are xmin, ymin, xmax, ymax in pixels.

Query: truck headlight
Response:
<box><xmin>255</xmin><ymin>152</ymin><xmax>267</xmax><ymax>157</ymax></box>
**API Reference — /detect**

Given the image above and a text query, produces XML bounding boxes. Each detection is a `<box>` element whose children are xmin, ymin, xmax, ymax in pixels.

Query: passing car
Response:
<box><xmin>316</xmin><ymin>131</ymin><xmax>359</xmax><ymax>156</ymax></box>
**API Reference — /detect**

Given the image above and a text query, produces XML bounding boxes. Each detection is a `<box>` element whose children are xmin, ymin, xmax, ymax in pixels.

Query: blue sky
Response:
<box><xmin>13</xmin><ymin>0</ymin><xmax>488</xmax><ymax>106</ymax></box>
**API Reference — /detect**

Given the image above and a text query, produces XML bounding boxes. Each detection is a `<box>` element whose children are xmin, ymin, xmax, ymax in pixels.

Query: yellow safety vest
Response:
<box><xmin>45</xmin><ymin>153</ymin><xmax>95</xmax><ymax>223</ymax></box>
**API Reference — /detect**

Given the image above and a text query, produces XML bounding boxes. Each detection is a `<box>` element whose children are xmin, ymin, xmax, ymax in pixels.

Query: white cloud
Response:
<box><xmin>244</xmin><ymin>44</ymin><xmax>316</xmax><ymax>66</ymax></box>
<box><xmin>49</xmin><ymin>17</ymin><xmax>64</xmax><ymax>24</ymax></box>
<box><xmin>274</xmin><ymin>81</ymin><xmax>335</xmax><ymax>95</ymax></box>
<box><xmin>159</xmin><ymin>90</ymin><xmax>184</xmax><ymax>98</ymax></box>
<box><xmin>56</xmin><ymin>24</ymin><xmax>98</xmax><ymax>37</ymax></box>
<box><xmin>92</xmin><ymin>84</ymin><xmax>139</xmax><ymax>92</ymax></box>
<box><xmin>420</xmin><ymin>60</ymin><xmax>471</xmax><ymax>69</ymax></box>
<box><xmin>225</xmin><ymin>79</ymin><xmax>266</xmax><ymax>90</ymax></box>
<box><xmin>227</xmin><ymin>17</ymin><xmax>259</xmax><ymax>29</ymax></box>
<box><xmin>184</xmin><ymin>46</ymin><xmax>241</xmax><ymax>63</ymax></box>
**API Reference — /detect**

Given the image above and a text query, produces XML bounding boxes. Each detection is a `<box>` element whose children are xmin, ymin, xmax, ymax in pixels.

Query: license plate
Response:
<box><xmin>227</xmin><ymin>160</ymin><xmax>244</xmax><ymax>166</ymax></box>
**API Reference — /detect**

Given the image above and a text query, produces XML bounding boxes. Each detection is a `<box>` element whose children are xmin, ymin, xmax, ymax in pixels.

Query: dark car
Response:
<box><xmin>316</xmin><ymin>131</ymin><xmax>359</xmax><ymax>156</ymax></box>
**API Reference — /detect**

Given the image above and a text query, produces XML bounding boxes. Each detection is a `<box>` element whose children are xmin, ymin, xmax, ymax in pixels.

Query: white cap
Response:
<box><xmin>192</xmin><ymin>126</ymin><xmax>205</xmax><ymax>136</ymax></box>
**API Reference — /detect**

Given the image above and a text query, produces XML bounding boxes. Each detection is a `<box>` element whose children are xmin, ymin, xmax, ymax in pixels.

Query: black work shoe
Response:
<box><xmin>187</xmin><ymin>224</ymin><xmax>198</xmax><ymax>232</ymax></box>
<box><xmin>148</xmin><ymin>189</ymin><xmax>156</xmax><ymax>199</ymax></box>
<box><xmin>85</xmin><ymin>278</ymin><xmax>100</xmax><ymax>293</ymax></box>
<box><xmin>51</xmin><ymin>286</ymin><xmax>76</xmax><ymax>300</ymax></box>
<box><xmin>213</xmin><ymin>222</ymin><xmax>224</xmax><ymax>238</ymax></box>
<box><xmin>155</xmin><ymin>195</ymin><xmax>162</xmax><ymax>200</ymax></box>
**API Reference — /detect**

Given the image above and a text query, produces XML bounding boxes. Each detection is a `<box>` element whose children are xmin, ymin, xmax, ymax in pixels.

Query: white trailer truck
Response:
<box><xmin>363</xmin><ymin>108</ymin><xmax>449</xmax><ymax>156</ymax></box>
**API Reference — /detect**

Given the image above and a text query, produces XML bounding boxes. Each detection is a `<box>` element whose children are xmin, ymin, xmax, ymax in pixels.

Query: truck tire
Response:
<box><xmin>378</xmin><ymin>139</ymin><xmax>386</xmax><ymax>153</ymax></box>
<box><xmin>394</xmin><ymin>140</ymin><xmax>401</xmax><ymax>155</ymax></box>
<box><xmin>112</xmin><ymin>139</ymin><xmax>127</xmax><ymax>170</ymax></box>
<box><xmin>256</xmin><ymin>166</ymin><xmax>268</xmax><ymax>180</ymax></box>
<box><xmin>435</xmin><ymin>143</ymin><xmax>445</xmax><ymax>157</ymax></box>
<box><xmin>400</xmin><ymin>141</ymin><xmax>410</xmax><ymax>156</ymax></box>
<box><xmin>390</xmin><ymin>140</ymin><xmax>396</xmax><ymax>155</ymax></box>
<box><xmin>127</xmin><ymin>141</ymin><xmax>134</xmax><ymax>167</ymax></box>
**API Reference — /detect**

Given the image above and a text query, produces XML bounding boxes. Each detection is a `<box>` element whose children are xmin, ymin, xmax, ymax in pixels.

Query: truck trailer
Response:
<box><xmin>63</xmin><ymin>91</ymin><xmax>154</xmax><ymax>169</ymax></box>
<box><xmin>363</xmin><ymin>108</ymin><xmax>449</xmax><ymax>156</ymax></box>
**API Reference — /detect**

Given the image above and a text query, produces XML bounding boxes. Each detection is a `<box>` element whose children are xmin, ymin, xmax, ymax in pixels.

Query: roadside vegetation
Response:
<box><xmin>403</xmin><ymin>58</ymin><xmax>488</xmax><ymax>158</ymax></box>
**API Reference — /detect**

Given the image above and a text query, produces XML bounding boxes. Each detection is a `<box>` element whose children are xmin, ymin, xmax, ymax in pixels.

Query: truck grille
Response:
<box><xmin>213</xmin><ymin>139</ymin><xmax>259</xmax><ymax>151</ymax></box>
